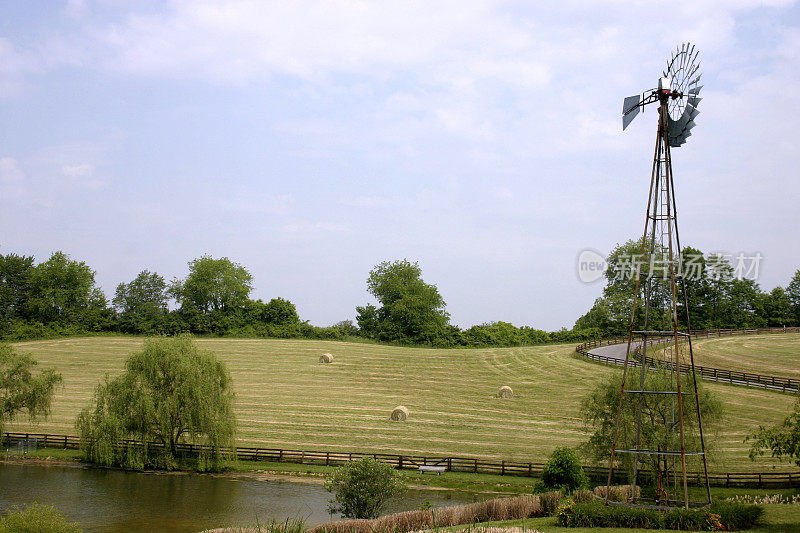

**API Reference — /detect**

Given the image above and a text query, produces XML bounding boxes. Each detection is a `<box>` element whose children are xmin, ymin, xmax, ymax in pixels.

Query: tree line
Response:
<box><xmin>574</xmin><ymin>239</ymin><xmax>800</xmax><ymax>336</ymax></box>
<box><xmin>1</xmin><ymin>245</ymin><xmax>798</xmax><ymax>346</ymax></box>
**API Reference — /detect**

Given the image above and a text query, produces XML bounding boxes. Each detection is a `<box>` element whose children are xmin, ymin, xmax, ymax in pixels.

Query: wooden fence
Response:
<box><xmin>576</xmin><ymin>327</ymin><xmax>800</xmax><ymax>392</ymax></box>
<box><xmin>4</xmin><ymin>432</ymin><xmax>799</xmax><ymax>488</ymax></box>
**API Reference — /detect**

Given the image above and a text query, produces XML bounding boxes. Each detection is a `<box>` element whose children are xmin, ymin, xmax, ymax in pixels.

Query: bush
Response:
<box><xmin>325</xmin><ymin>457</ymin><xmax>406</xmax><ymax>519</ymax></box>
<box><xmin>710</xmin><ymin>501</ymin><xmax>764</xmax><ymax>530</ymax></box>
<box><xmin>0</xmin><ymin>503</ymin><xmax>81</xmax><ymax>533</ymax></box>
<box><xmin>541</xmin><ymin>447</ymin><xmax>588</xmax><ymax>493</ymax></box>
<box><xmin>555</xmin><ymin>500</ymin><xmax>762</xmax><ymax>530</ymax></box>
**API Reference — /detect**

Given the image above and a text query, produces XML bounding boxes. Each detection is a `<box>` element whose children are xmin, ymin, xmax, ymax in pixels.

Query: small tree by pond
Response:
<box><xmin>0</xmin><ymin>343</ymin><xmax>62</xmax><ymax>435</ymax></box>
<box><xmin>540</xmin><ymin>446</ymin><xmax>588</xmax><ymax>493</ymax></box>
<box><xmin>76</xmin><ymin>336</ymin><xmax>236</xmax><ymax>471</ymax></box>
<box><xmin>325</xmin><ymin>457</ymin><xmax>406</xmax><ymax>519</ymax></box>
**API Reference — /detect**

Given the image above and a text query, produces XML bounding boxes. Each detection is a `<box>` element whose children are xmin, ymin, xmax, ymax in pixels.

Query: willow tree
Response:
<box><xmin>581</xmin><ymin>368</ymin><xmax>722</xmax><ymax>488</ymax></box>
<box><xmin>76</xmin><ymin>336</ymin><xmax>235</xmax><ymax>471</ymax></box>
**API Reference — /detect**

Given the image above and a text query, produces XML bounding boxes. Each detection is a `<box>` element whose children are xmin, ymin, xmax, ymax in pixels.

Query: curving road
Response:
<box><xmin>584</xmin><ymin>338</ymin><xmax>798</xmax><ymax>393</ymax></box>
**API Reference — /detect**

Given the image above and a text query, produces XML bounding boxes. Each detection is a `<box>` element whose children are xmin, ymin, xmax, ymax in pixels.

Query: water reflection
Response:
<box><xmin>0</xmin><ymin>463</ymin><xmax>487</xmax><ymax>533</ymax></box>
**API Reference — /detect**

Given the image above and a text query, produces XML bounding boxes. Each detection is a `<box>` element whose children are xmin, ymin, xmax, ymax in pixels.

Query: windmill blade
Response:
<box><xmin>623</xmin><ymin>95</ymin><xmax>641</xmax><ymax>130</ymax></box>
<box><xmin>688</xmin><ymin>85</ymin><xmax>703</xmax><ymax>95</ymax></box>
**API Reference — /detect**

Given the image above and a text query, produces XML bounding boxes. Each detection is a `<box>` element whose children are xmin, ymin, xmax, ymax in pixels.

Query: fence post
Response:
<box><xmin>501</xmin><ymin>460</ymin><xmax>505</xmax><ymax>475</ymax></box>
<box><xmin>326</xmin><ymin>452</ymin><xmax>330</xmax><ymax>466</ymax></box>
<box><xmin>474</xmin><ymin>458</ymin><xmax>478</xmax><ymax>473</ymax></box>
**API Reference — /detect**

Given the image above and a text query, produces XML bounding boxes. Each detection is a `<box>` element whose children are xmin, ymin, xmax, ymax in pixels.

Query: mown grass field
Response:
<box><xmin>689</xmin><ymin>333</ymin><xmax>800</xmax><ymax>378</ymax></box>
<box><xmin>6</xmin><ymin>336</ymin><xmax>796</xmax><ymax>471</ymax></box>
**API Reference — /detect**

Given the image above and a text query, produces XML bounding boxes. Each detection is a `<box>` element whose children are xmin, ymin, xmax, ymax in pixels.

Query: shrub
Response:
<box><xmin>555</xmin><ymin>500</ymin><xmax>762</xmax><ymax>530</ymax></box>
<box><xmin>541</xmin><ymin>447</ymin><xmax>588</xmax><ymax>493</ymax></box>
<box><xmin>325</xmin><ymin>457</ymin><xmax>406</xmax><ymax>519</ymax></box>
<box><xmin>710</xmin><ymin>501</ymin><xmax>763</xmax><ymax>530</ymax></box>
<box><xmin>0</xmin><ymin>503</ymin><xmax>81</xmax><ymax>533</ymax></box>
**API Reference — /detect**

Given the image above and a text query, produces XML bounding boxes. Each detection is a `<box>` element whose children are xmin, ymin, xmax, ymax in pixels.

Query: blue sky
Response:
<box><xmin>1</xmin><ymin>1</ymin><xmax>798</xmax><ymax>330</ymax></box>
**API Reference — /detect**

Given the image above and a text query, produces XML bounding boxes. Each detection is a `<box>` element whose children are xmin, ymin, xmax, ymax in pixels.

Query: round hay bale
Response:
<box><xmin>498</xmin><ymin>385</ymin><xmax>513</xmax><ymax>399</ymax></box>
<box><xmin>319</xmin><ymin>353</ymin><xmax>334</xmax><ymax>364</ymax></box>
<box><xmin>390</xmin><ymin>405</ymin><xmax>409</xmax><ymax>421</ymax></box>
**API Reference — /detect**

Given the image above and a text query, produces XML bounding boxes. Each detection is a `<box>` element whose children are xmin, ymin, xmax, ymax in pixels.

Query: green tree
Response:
<box><xmin>575</xmin><ymin>239</ymin><xmax>672</xmax><ymax>336</ymax></box>
<box><xmin>25</xmin><ymin>251</ymin><xmax>107</xmax><ymax>326</ymax></box>
<box><xmin>325</xmin><ymin>457</ymin><xmax>406</xmax><ymax>519</ymax></box>
<box><xmin>580</xmin><ymin>368</ymin><xmax>721</xmax><ymax>488</ymax></box>
<box><xmin>749</xmin><ymin>396</ymin><xmax>800</xmax><ymax>466</ymax></box>
<box><xmin>760</xmin><ymin>287</ymin><xmax>793</xmax><ymax>327</ymax></box>
<box><xmin>540</xmin><ymin>447</ymin><xmax>588</xmax><ymax>493</ymax></box>
<box><xmin>113</xmin><ymin>270</ymin><xmax>169</xmax><ymax>333</ymax></box>
<box><xmin>0</xmin><ymin>344</ymin><xmax>62</xmax><ymax>435</ymax></box>
<box><xmin>722</xmin><ymin>278</ymin><xmax>766</xmax><ymax>328</ymax></box>
<box><xmin>677</xmin><ymin>246</ymin><xmax>708</xmax><ymax>329</ymax></box>
<box><xmin>76</xmin><ymin>336</ymin><xmax>236</xmax><ymax>471</ymax></box>
<box><xmin>703</xmin><ymin>254</ymin><xmax>734</xmax><ymax>328</ymax></box>
<box><xmin>0</xmin><ymin>253</ymin><xmax>34</xmax><ymax>322</ymax></box>
<box><xmin>786</xmin><ymin>270</ymin><xmax>800</xmax><ymax>325</ymax></box>
<box><xmin>356</xmin><ymin>260</ymin><xmax>449</xmax><ymax>343</ymax></box>
<box><xmin>262</xmin><ymin>297</ymin><xmax>300</xmax><ymax>325</ymax></box>
<box><xmin>172</xmin><ymin>255</ymin><xmax>253</xmax><ymax>314</ymax></box>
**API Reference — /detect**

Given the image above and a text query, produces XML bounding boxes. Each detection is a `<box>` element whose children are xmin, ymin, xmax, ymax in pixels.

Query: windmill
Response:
<box><xmin>606</xmin><ymin>43</ymin><xmax>711</xmax><ymax>510</ymax></box>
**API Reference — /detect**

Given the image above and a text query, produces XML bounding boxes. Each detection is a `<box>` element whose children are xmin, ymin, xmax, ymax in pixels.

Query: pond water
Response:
<box><xmin>0</xmin><ymin>463</ymin><xmax>491</xmax><ymax>532</ymax></box>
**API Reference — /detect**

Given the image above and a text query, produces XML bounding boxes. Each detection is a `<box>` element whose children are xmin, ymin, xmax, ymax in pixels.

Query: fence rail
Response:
<box><xmin>576</xmin><ymin>327</ymin><xmax>800</xmax><ymax>392</ymax></box>
<box><xmin>3</xmin><ymin>432</ymin><xmax>799</xmax><ymax>488</ymax></box>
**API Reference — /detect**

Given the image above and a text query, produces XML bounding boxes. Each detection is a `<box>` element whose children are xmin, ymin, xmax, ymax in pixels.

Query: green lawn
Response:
<box><xmin>5</xmin><ymin>336</ymin><xmax>796</xmax><ymax>471</ymax></box>
<box><xmin>688</xmin><ymin>333</ymin><xmax>800</xmax><ymax>378</ymax></box>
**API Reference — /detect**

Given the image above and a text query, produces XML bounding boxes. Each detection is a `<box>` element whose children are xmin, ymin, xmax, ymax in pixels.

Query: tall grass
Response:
<box><xmin>309</xmin><ymin>492</ymin><xmax>561</xmax><ymax>533</ymax></box>
<box><xmin>202</xmin><ymin>518</ymin><xmax>306</xmax><ymax>533</ymax></box>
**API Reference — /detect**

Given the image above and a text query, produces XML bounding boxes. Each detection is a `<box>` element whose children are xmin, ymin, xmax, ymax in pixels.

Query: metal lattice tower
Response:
<box><xmin>606</xmin><ymin>43</ymin><xmax>711</xmax><ymax>510</ymax></box>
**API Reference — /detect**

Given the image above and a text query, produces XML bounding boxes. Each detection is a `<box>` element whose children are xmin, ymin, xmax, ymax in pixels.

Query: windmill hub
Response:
<box><xmin>622</xmin><ymin>43</ymin><xmax>702</xmax><ymax>146</ymax></box>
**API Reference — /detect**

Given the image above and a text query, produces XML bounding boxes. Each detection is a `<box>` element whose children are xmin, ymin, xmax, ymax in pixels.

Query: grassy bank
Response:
<box><xmin>6</xmin><ymin>336</ymin><xmax>796</xmax><ymax>470</ymax></box>
<box><xmin>688</xmin><ymin>333</ymin><xmax>800</xmax><ymax>378</ymax></box>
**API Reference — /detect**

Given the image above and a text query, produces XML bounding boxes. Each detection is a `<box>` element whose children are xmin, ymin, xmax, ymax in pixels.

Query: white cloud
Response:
<box><xmin>62</xmin><ymin>163</ymin><xmax>95</xmax><ymax>177</ymax></box>
<box><xmin>220</xmin><ymin>193</ymin><xmax>295</xmax><ymax>215</ymax></box>
<box><xmin>282</xmin><ymin>221</ymin><xmax>349</xmax><ymax>235</ymax></box>
<box><xmin>0</xmin><ymin>38</ymin><xmax>40</xmax><ymax>97</ymax></box>
<box><xmin>0</xmin><ymin>157</ymin><xmax>25</xmax><ymax>183</ymax></box>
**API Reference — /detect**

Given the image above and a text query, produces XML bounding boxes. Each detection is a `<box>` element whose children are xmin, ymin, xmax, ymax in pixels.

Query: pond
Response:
<box><xmin>0</xmin><ymin>462</ymin><xmax>492</xmax><ymax>532</ymax></box>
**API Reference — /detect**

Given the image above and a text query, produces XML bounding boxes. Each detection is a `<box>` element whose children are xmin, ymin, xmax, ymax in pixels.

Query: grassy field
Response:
<box><xmin>5</xmin><ymin>336</ymin><xmax>796</xmax><ymax>471</ymax></box>
<box><xmin>688</xmin><ymin>333</ymin><xmax>800</xmax><ymax>378</ymax></box>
